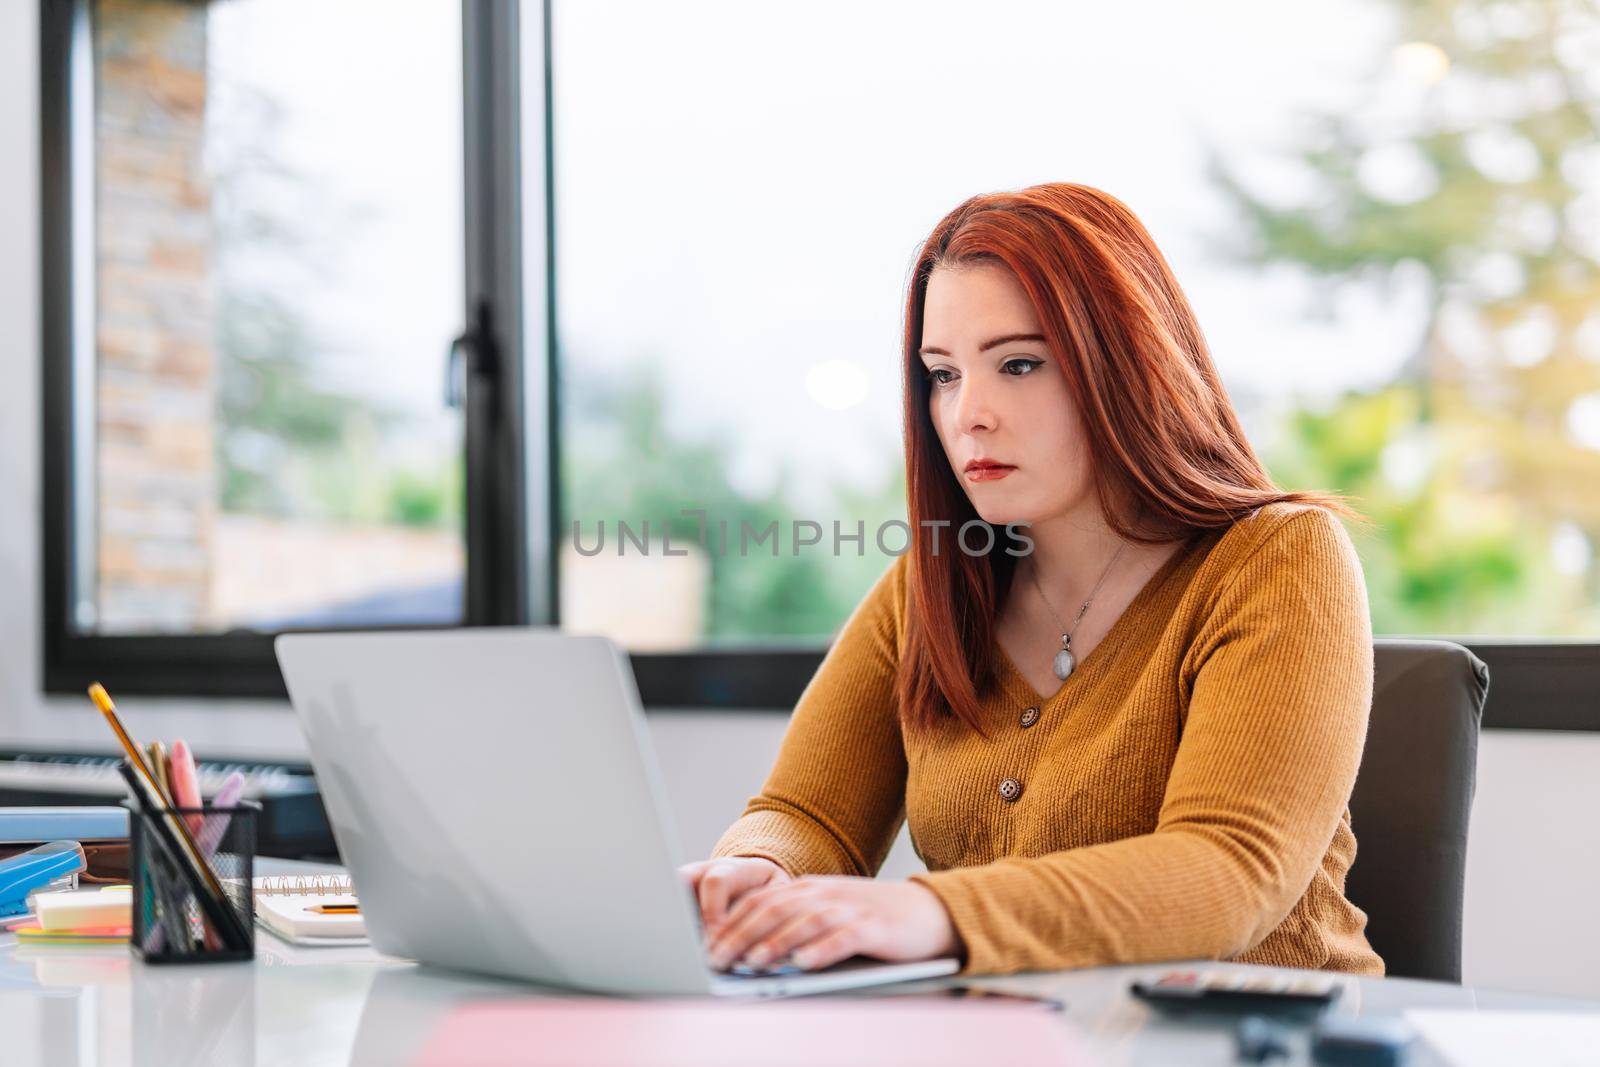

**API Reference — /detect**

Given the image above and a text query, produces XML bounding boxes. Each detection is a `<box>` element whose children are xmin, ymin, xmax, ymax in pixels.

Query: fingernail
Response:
<box><xmin>745</xmin><ymin>948</ymin><xmax>768</xmax><ymax>967</ymax></box>
<box><xmin>791</xmin><ymin>950</ymin><xmax>813</xmax><ymax>969</ymax></box>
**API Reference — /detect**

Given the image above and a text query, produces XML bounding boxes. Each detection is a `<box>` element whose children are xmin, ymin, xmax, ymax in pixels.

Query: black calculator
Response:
<box><xmin>1129</xmin><ymin>968</ymin><xmax>1342</xmax><ymax>1017</ymax></box>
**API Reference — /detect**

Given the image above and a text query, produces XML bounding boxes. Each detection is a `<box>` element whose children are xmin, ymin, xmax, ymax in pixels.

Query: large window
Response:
<box><xmin>42</xmin><ymin>0</ymin><xmax>534</xmax><ymax>694</ymax></box>
<box><xmin>87</xmin><ymin>0</ymin><xmax>464</xmax><ymax>634</ymax></box>
<box><xmin>44</xmin><ymin>0</ymin><xmax>1600</xmax><ymax>726</ymax></box>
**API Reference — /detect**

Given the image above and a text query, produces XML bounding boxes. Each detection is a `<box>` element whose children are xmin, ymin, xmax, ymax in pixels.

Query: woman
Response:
<box><xmin>679</xmin><ymin>182</ymin><xmax>1384</xmax><ymax>978</ymax></box>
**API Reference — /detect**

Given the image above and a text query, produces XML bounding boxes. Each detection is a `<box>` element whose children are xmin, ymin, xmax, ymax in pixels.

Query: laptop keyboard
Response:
<box><xmin>724</xmin><ymin>959</ymin><xmax>806</xmax><ymax>978</ymax></box>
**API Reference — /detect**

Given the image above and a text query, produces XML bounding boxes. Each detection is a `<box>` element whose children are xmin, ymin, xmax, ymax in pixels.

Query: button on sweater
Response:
<box><xmin>709</xmin><ymin>501</ymin><xmax>1384</xmax><ymax>976</ymax></box>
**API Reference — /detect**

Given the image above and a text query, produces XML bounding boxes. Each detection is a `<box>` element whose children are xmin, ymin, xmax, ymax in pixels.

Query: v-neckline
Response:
<box><xmin>991</xmin><ymin>532</ymin><xmax>1201</xmax><ymax>708</ymax></box>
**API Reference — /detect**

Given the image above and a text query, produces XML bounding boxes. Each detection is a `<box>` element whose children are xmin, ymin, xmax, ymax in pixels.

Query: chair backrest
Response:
<box><xmin>1346</xmin><ymin>639</ymin><xmax>1488</xmax><ymax>983</ymax></box>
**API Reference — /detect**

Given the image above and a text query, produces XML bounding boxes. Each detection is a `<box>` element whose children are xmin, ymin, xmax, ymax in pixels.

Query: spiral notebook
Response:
<box><xmin>252</xmin><ymin>874</ymin><xmax>369</xmax><ymax>946</ymax></box>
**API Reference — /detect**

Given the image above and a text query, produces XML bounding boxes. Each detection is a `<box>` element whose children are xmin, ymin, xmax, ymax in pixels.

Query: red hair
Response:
<box><xmin>894</xmin><ymin>182</ymin><xmax>1366</xmax><ymax>736</ymax></box>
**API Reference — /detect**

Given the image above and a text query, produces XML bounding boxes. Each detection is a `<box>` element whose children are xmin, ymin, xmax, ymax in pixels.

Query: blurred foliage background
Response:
<box><xmin>561</xmin><ymin>0</ymin><xmax>1600</xmax><ymax>642</ymax></box>
<box><xmin>1210</xmin><ymin>0</ymin><xmax>1600</xmax><ymax>635</ymax></box>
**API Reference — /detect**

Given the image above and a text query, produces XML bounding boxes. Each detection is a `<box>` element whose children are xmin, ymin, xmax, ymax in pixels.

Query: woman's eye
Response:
<box><xmin>926</xmin><ymin>368</ymin><xmax>955</xmax><ymax>386</ymax></box>
<box><xmin>1004</xmin><ymin>358</ymin><xmax>1043</xmax><ymax>376</ymax></box>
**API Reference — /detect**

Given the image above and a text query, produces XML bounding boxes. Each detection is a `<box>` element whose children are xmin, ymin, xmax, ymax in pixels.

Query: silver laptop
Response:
<box><xmin>273</xmin><ymin>629</ymin><xmax>960</xmax><ymax>997</ymax></box>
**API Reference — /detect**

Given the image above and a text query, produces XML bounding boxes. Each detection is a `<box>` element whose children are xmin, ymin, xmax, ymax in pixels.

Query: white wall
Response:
<box><xmin>1462</xmin><ymin>731</ymin><xmax>1600</xmax><ymax>998</ymax></box>
<box><xmin>3</xmin><ymin>1</ymin><xmax>1597</xmax><ymax>1001</ymax></box>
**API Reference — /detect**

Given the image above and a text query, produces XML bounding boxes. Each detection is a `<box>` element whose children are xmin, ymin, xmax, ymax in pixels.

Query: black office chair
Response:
<box><xmin>1345</xmin><ymin>639</ymin><xmax>1488</xmax><ymax>983</ymax></box>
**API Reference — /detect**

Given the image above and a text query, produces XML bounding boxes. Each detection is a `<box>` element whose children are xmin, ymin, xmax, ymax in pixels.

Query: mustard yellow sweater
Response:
<box><xmin>710</xmin><ymin>502</ymin><xmax>1383</xmax><ymax>977</ymax></box>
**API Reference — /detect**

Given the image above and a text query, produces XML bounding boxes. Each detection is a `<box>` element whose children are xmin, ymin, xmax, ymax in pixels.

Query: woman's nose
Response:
<box><xmin>953</xmin><ymin>376</ymin><xmax>997</xmax><ymax>434</ymax></box>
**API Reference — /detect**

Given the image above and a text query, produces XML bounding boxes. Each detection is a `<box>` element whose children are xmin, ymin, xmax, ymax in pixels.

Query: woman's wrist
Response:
<box><xmin>724</xmin><ymin>853</ymin><xmax>791</xmax><ymax>880</ymax></box>
<box><xmin>905</xmin><ymin>879</ymin><xmax>965</xmax><ymax>960</ymax></box>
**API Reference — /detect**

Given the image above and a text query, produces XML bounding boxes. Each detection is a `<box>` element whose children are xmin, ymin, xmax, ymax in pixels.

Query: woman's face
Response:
<box><xmin>919</xmin><ymin>261</ymin><xmax>1092</xmax><ymax>528</ymax></box>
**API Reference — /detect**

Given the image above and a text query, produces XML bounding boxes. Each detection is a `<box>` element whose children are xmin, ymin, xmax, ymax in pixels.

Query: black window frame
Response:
<box><xmin>38</xmin><ymin>0</ymin><xmax>1600</xmax><ymax>731</ymax></box>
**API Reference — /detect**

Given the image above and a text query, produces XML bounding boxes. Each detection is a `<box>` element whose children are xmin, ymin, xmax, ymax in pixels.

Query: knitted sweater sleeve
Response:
<box><xmin>706</xmin><ymin>554</ymin><xmax>909</xmax><ymax>878</ymax></box>
<box><xmin>908</xmin><ymin>509</ymin><xmax>1374</xmax><ymax>974</ymax></box>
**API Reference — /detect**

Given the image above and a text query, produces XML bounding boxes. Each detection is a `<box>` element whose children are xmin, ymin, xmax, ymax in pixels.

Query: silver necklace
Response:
<box><xmin>1026</xmin><ymin>540</ymin><xmax>1129</xmax><ymax>682</ymax></box>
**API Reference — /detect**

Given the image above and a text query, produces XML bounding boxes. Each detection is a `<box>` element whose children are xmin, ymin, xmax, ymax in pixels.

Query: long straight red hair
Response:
<box><xmin>894</xmin><ymin>183</ymin><xmax>1365</xmax><ymax>736</ymax></box>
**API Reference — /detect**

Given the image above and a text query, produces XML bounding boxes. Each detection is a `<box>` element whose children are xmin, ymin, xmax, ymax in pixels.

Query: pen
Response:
<box><xmin>307</xmin><ymin>904</ymin><xmax>361</xmax><ymax>914</ymax></box>
<box><xmin>145</xmin><ymin>741</ymin><xmax>171</xmax><ymax>803</ymax></box>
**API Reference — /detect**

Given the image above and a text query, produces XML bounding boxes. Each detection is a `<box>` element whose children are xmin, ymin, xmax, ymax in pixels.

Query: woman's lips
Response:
<box><xmin>964</xmin><ymin>465</ymin><xmax>1016</xmax><ymax>482</ymax></box>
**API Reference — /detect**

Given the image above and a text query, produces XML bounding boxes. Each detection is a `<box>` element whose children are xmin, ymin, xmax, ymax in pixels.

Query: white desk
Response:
<box><xmin>1</xmin><ymin>861</ymin><xmax>1595</xmax><ymax>1066</ymax></box>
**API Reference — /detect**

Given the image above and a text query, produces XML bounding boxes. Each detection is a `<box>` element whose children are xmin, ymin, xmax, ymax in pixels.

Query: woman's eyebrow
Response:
<box><xmin>919</xmin><ymin>333</ymin><xmax>1046</xmax><ymax>357</ymax></box>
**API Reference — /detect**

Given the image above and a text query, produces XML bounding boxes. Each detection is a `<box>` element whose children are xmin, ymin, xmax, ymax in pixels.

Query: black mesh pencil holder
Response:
<box><xmin>127</xmin><ymin>798</ymin><xmax>259</xmax><ymax>963</ymax></box>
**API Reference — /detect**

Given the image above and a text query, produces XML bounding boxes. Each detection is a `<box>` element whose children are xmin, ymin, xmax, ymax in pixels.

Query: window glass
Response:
<box><xmin>82</xmin><ymin>0</ymin><xmax>464</xmax><ymax>634</ymax></box>
<box><xmin>553</xmin><ymin>0</ymin><xmax>1600</xmax><ymax>644</ymax></box>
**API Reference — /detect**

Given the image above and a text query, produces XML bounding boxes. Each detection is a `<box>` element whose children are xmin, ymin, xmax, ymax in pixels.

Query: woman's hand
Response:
<box><xmin>702</xmin><ymin>875</ymin><xmax>963</xmax><ymax>972</ymax></box>
<box><xmin>678</xmin><ymin>856</ymin><xmax>792</xmax><ymax>935</ymax></box>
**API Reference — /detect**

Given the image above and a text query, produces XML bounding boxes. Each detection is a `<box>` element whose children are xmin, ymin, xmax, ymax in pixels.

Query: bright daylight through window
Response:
<box><xmin>554</xmin><ymin>0</ymin><xmax>1600</xmax><ymax>649</ymax></box>
<box><xmin>78</xmin><ymin>0</ymin><xmax>464</xmax><ymax>635</ymax></box>
<box><xmin>71</xmin><ymin>0</ymin><xmax>1600</xmax><ymax>653</ymax></box>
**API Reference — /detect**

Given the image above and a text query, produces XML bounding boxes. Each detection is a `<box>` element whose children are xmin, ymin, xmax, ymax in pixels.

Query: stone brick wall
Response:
<box><xmin>92</xmin><ymin>0</ymin><xmax>216</xmax><ymax>632</ymax></box>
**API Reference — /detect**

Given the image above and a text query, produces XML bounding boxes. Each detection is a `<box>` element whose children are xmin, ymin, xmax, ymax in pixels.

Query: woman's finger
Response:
<box><xmin>696</xmin><ymin>860</ymin><xmax>773</xmax><ymax>931</ymax></box>
<box><xmin>717</xmin><ymin>875</ymin><xmax>815</xmax><ymax>935</ymax></box>
<box><xmin>739</xmin><ymin>904</ymin><xmax>851</xmax><ymax>970</ymax></box>
<box><xmin>789</xmin><ymin>919</ymin><xmax>868</xmax><ymax>971</ymax></box>
<box><xmin>676</xmin><ymin>860</ymin><xmax>713</xmax><ymax>887</ymax></box>
<box><xmin>706</xmin><ymin>887</ymin><xmax>810</xmax><ymax>970</ymax></box>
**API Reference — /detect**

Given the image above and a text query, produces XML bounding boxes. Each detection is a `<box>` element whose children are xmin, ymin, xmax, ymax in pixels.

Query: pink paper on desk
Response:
<box><xmin>410</xmin><ymin>998</ymin><xmax>1086</xmax><ymax>1067</ymax></box>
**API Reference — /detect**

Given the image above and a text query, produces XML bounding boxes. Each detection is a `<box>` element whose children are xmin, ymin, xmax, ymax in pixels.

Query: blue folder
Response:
<box><xmin>0</xmin><ymin>807</ymin><xmax>128</xmax><ymax>844</ymax></box>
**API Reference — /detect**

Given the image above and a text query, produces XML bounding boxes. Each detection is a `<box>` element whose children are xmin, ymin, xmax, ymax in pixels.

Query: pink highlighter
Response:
<box><xmin>168</xmin><ymin>739</ymin><xmax>203</xmax><ymax>836</ymax></box>
<box><xmin>195</xmin><ymin>770</ymin><xmax>246</xmax><ymax>857</ymax></box>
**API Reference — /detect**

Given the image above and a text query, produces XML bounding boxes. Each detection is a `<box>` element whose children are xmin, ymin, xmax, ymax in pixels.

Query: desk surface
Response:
<box><xmin>1</xmin><ymin>861</ymin><xmax>1595</xmax><ymax>1066</ymax></box>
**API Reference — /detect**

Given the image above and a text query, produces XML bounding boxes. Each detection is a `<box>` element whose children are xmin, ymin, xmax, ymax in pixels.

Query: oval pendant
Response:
<box><xmin>1052</xmin><ymin>648</ymin><xmax>1076</xmax><ymax>681</ymax></box>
